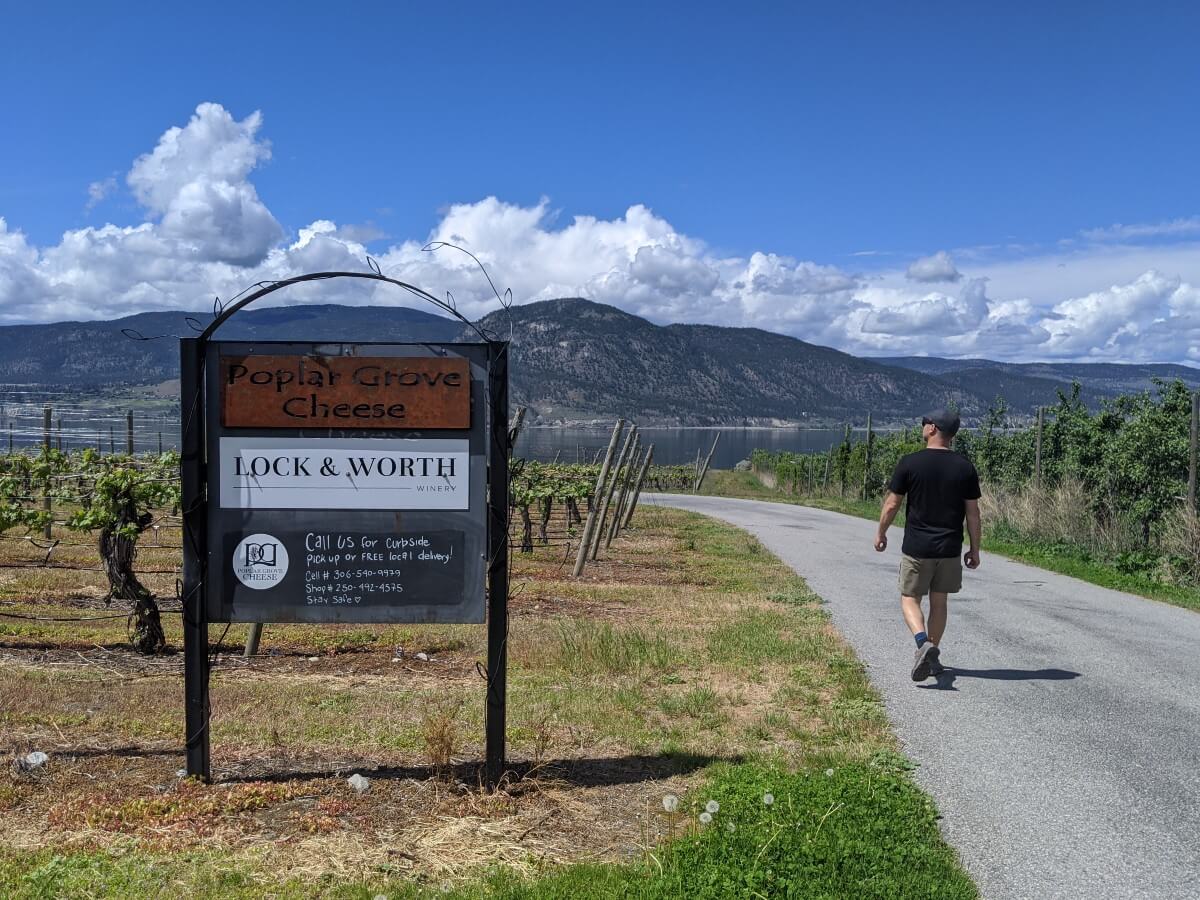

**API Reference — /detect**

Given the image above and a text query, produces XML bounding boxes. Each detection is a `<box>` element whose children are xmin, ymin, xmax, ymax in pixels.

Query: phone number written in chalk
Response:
<box><xmin>305</xmin><ymin>569</ymin><xmax>410</xmax><ymax>582</ymax></box>
<box><xmin>306</xmin><ymin>583</ymin><xmax>405</xmax><ymax>603</ymax></box>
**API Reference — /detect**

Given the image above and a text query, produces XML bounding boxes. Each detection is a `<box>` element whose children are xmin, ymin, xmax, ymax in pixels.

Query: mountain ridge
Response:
<box><xmin>0</xmin><ymin>298</ymin><xmax>1196</xmax><ymax>425</ymax></box>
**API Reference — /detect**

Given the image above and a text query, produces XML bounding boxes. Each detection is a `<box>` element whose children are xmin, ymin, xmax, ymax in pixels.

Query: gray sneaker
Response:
<box><xmin>911</xmin><ymin>642</ymin><xmax>940</xmax><ymax>681</ymax></box>
<box><xmin>929</xmin><ymin>653</ymin><xmax>946</xmax><ymax>677</ymax></box>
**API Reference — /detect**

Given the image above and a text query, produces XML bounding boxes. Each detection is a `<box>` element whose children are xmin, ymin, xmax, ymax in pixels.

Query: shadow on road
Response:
<box><xmin>919</xmin><ymin>667</ymin><xmax>1081</xmax><ymax>691</ymax></box>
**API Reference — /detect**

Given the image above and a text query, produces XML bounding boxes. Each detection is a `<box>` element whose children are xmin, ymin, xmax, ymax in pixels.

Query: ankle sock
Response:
<box><xmin>914</xmin><ymin>632</ymin><xmax>928</xmax><ymax>647</ymax></box>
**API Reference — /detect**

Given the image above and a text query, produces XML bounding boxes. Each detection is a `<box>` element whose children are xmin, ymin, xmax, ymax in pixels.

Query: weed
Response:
<box><xmin>420</xmin><ymin>697</ymin><xmax>464</xmax><ymax>774</ymax></box>
<box><xmin>552</xmin><ymin>620</ymin><xmax>678</xmax><ymax>676</ymax></box>
<box><xmin>658</xmin><ymin>686</ymin><xmax>720</xmax><ymax>720</ymax></box>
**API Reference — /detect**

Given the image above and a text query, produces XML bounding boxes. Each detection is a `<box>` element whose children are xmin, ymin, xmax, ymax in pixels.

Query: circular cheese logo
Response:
<box><xmin>232</xmin><ymin>533</ymin><xmax>289</xmax><ymax>590</ymax></box>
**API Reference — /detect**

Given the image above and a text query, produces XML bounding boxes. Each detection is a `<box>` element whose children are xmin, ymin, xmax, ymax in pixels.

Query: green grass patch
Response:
<box><xmin>658</xmin><ymin>686</ymin><xmax>724</xmax><ymax>727</ymax></box>
<box><xmin>707</xmin><ymin>609</ymin><xmax>811</xmax><ymax>667</ymax></box>
<box><xmin>551</xmin><ymin>620</ymin><xmax>679</xmax><ymax>676</ymax></box>
<box><xmin>461</xmin><ymin>761</ymin><xmax>975</xmax><ymax>899</ymax></box>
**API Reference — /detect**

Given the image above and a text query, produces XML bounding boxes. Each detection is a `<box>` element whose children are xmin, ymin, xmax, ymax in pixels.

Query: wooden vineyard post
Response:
<box><xmin>508</xmin><ymin>406</ymin><xmax>527</xmax><ymax>446</ymax></box>
<box><xmin>126</xmin><ymin>410</ymin><xmax>135</xmax><ymax>455</ymax></box>
<box><xmin>839</xmin><ymin>424</ymin><xmax>850</xmax><ymax>497</ymax></box>
<box><xmin>572</xmin><ymin>420</ymin><xmax>624</xmax><ymax>577</ymax></box>
<box><xmin>109</xmin><ymin>426</ymin><xmax>115</xmax><ymax>454</ymax></box>
<box><xmin>1035</xmin><ymin>407</ymin><xmax>1044</xmax><ymax>490</ymax></box>
<box><xmin>694</xmin><ymin>432</ymin><xmax>720</xmax><ymax>493</ymax></box>
<box><xmin>42</xmin><ymin>407</ymin><xmax>52</xmax><ymax>539</ymax></box>
<box><xmin>1189</xmin><ymin>392</ymin><xmax>1199</xmax><ymax>514</ymax></box>
<box><xmin>606</xmin><ymin>438</ymin><xmax>641</xmax><ymax>548</ymax></box>
<box><xmin>592</xmin><ymin>426</ymin><xmax>637</xmax><ymax>560</ymax></box>
<box><xmin>622</xmin><ymin>443</ymin><xmax>654</xmax><ymax>528</ymax></box>
<box><xmin>56</xmin><ymin>418</ymin><xmax>63</xmax><ymax>452</ymax></box>
<box><xmin>862</xmin><ymin>412</ymin><xmax>873</xmax><ymax>500</ymax></box>
<box><xmin>822</xmin><ymin>452</ymin><xmax>831</xmax><ymax>492</ymax></box>
<box><xmin>244</xmin><ymin>623</ymin><xmax>263</xmax><ymax>657</ymax></box>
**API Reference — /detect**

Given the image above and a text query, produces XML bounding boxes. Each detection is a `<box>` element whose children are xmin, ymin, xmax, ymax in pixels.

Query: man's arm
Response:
<box><xmin>964</xmin><ymin>498</ymin><xmax>981</xmax><ymax>568</ymax></box>
<box><xmin>875</xmin><ymin>491</ymin><xmax>904</xmax><ymax>551</ymax></box>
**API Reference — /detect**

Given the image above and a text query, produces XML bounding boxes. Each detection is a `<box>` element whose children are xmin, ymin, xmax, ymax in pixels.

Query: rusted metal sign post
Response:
<box><xmin>180</xmin><ymin>274</ymin><xmax>508</xmax><ymax>787</ymax></box>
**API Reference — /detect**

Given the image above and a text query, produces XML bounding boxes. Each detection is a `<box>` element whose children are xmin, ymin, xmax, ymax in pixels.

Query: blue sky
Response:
<box><xmin>2</xmin><ymin>1</ymin><xmax>1199</xmax><ymax>363</ymax></box>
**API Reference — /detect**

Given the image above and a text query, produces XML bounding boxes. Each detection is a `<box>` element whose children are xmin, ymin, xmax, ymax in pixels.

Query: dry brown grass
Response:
<box><xmin>1161</xmin><ymin>506</ymin><xmax>1200</xmax><ymax>573</ymax></box>
<box><xmin>981</xmin><ymin>480</ymin><xmax>1200</xmax><ymax>584</ymax></box>
<box><xmin>421</xmin><ymin>697</ymin><xmax>465</xmax><ymax>775</ymax></box>
<box><xmin>980</xmin><ymin>479</ymin><xmax>1143</xmax><ymax>556</ymax></box>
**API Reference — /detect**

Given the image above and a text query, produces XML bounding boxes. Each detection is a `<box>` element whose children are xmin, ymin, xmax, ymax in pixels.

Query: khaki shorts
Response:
<box><xmin>899</xmin><ymin>553</ymin><xmax>963</xmax><ymax>597</ymax></box>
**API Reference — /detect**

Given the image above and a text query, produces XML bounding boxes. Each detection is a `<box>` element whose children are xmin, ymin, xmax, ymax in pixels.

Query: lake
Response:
<box><xmin>514</xmin><ymin>427</ymin><xmax>879</xmax><ymax>468</ymax></box>
<box><xmin>0</xmin><ymin>387</ymin><xmax>885</xmax><ymax>468</ymax></box>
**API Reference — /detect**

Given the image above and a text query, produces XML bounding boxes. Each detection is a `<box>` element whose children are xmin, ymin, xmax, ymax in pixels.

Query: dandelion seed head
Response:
<box><xmin>825</xmin><ymin>768</ymin><xmax>835</xmax><ymax>777</ymax></box>
<box><xmin>705</xmin><ymin>800</ymin><xmax>720</xmax><ymax>814</ymax></box>
<box><xmin>662</xmin><ymin>794</ymin><xmax>679</xmax><ymax>813</ymax></box>
<box><xmin>699</xmin><ymin>811</ymin><xmax>713</xmax><ymax>825</ymax></box>
<box><xmin>763</xmin><ymin>792</ymin><xmax>774</xmax><ymax>806</ymax></box>
<box><xmin>726</xmin><ymin>822</ymin><xmax>736</xmax><ymax>833</ymax></box>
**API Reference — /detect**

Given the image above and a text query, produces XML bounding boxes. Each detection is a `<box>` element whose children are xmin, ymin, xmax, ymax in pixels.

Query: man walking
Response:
<box><xmin>874</xmin><ymin>408</ymin><xmax>981</xmax><ymax>681</ymax></box>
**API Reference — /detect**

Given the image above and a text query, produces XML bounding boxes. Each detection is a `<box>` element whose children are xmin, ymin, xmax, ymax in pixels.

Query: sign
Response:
<box><xmin>218</xmin><ymin>437</ymin><xmax>470</xmax><ymax>510</ymax></box>
<box><xmin>179</xmin><ymin>276</ymin><xmax>510</xmax><ymax>789</ymax></box>
<box><xmin>220</xmin><ymin>354</ymin><xmax>471</xmax><ymax>429</ymax></box>
<box><xmin>201</xmin><ymin>342</ymin><xmax>490</xmax><ymax>625</ymax></box>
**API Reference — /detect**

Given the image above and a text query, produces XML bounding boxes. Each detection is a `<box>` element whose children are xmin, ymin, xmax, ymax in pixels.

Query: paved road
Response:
<box><xmin>645</xmin><ymin>494</ymin><xmax>1200</xmax><ymax>900</ymax></box>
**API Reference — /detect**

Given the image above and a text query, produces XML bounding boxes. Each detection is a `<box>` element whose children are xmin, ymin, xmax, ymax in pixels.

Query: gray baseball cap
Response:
<box><xmin>922</xmin><ymin>408</ymin><xmax>961</xmax><ymax>436</ymax></box>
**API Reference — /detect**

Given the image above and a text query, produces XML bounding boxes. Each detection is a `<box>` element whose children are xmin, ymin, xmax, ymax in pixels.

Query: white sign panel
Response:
<box><xmin>220</xmin><ymin>437</ymin><xmax>469</xmax><ymax>510</ymax></box>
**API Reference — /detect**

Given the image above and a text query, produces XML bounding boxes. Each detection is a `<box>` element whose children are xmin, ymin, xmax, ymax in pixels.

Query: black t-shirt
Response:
<box><xmin>888</xmin><ymin>449</ymin><xmax>981</xmax><ymax>559</ymax></box>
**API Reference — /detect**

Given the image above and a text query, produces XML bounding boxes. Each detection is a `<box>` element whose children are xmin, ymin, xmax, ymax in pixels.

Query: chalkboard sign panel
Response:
<box><xmin>300</xmin><ymin>530</ymin><xmax>464</xmax><ymax>606</ymax></box>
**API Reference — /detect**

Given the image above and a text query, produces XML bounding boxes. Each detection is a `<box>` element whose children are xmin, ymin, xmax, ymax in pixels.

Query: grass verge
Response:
<box><xmin>0</xmin><ymin>504</ymin><xmax>974</xmax><ymax>898</ymax></box>
<box><xmin>0</xmin><ymin>760</ymin><xmax>973</xmax><ymax>900</ymax></box>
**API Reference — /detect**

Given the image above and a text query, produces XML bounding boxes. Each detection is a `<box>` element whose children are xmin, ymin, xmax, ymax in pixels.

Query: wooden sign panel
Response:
<box><xmin>220</xmin><ymin>355</ymin><xmax>470</xmax><ymax>429</ymax></box>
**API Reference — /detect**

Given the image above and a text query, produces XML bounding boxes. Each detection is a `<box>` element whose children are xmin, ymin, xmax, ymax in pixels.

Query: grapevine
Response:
<box><xmin>0</xmin><ymin>447</ymin><xmax>180</xmax><ymax>653</ymax></box>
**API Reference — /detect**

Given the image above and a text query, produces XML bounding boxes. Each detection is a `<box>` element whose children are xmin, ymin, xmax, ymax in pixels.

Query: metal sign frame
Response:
<box><xmin>179</xmin><ymin>275</ymin><xmax>509</xmax><ymax>787</ymax></box>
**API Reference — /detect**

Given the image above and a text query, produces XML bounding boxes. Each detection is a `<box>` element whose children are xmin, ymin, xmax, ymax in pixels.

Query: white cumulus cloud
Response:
<box><xmin>126</xmin><ymin>102</ymin><xmax>282</xmax><ymax>265</ymax></box>
<box><xmin>861</xmin><ymin>277</ymin><xmax>989</xmax><ymax>336</ymax></box>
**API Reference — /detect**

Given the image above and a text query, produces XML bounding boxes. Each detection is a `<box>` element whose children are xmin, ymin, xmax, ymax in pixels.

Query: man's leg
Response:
<box><xmin>899</xmin><ymin>557</ymin><xmax>939</xmax><ymax>681</ymax></box>
<box><xmin>927</xmin><ymin>592</ymin><xmax>948</xmax><ymax>645</ymax></box>
<box><xmin>900</xmin><ymin>594</ymin><xmax>927</xmax><ymax>637</ymax></box>
<box><xmin>902</xmin><ymin>592</ymin><xmax>939</xmax><ymax>681</ymax></box>
<box><xmin>925</xmin><ymin>592</ymin><xmax>948</xmax><ymax>675</ymax></box>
